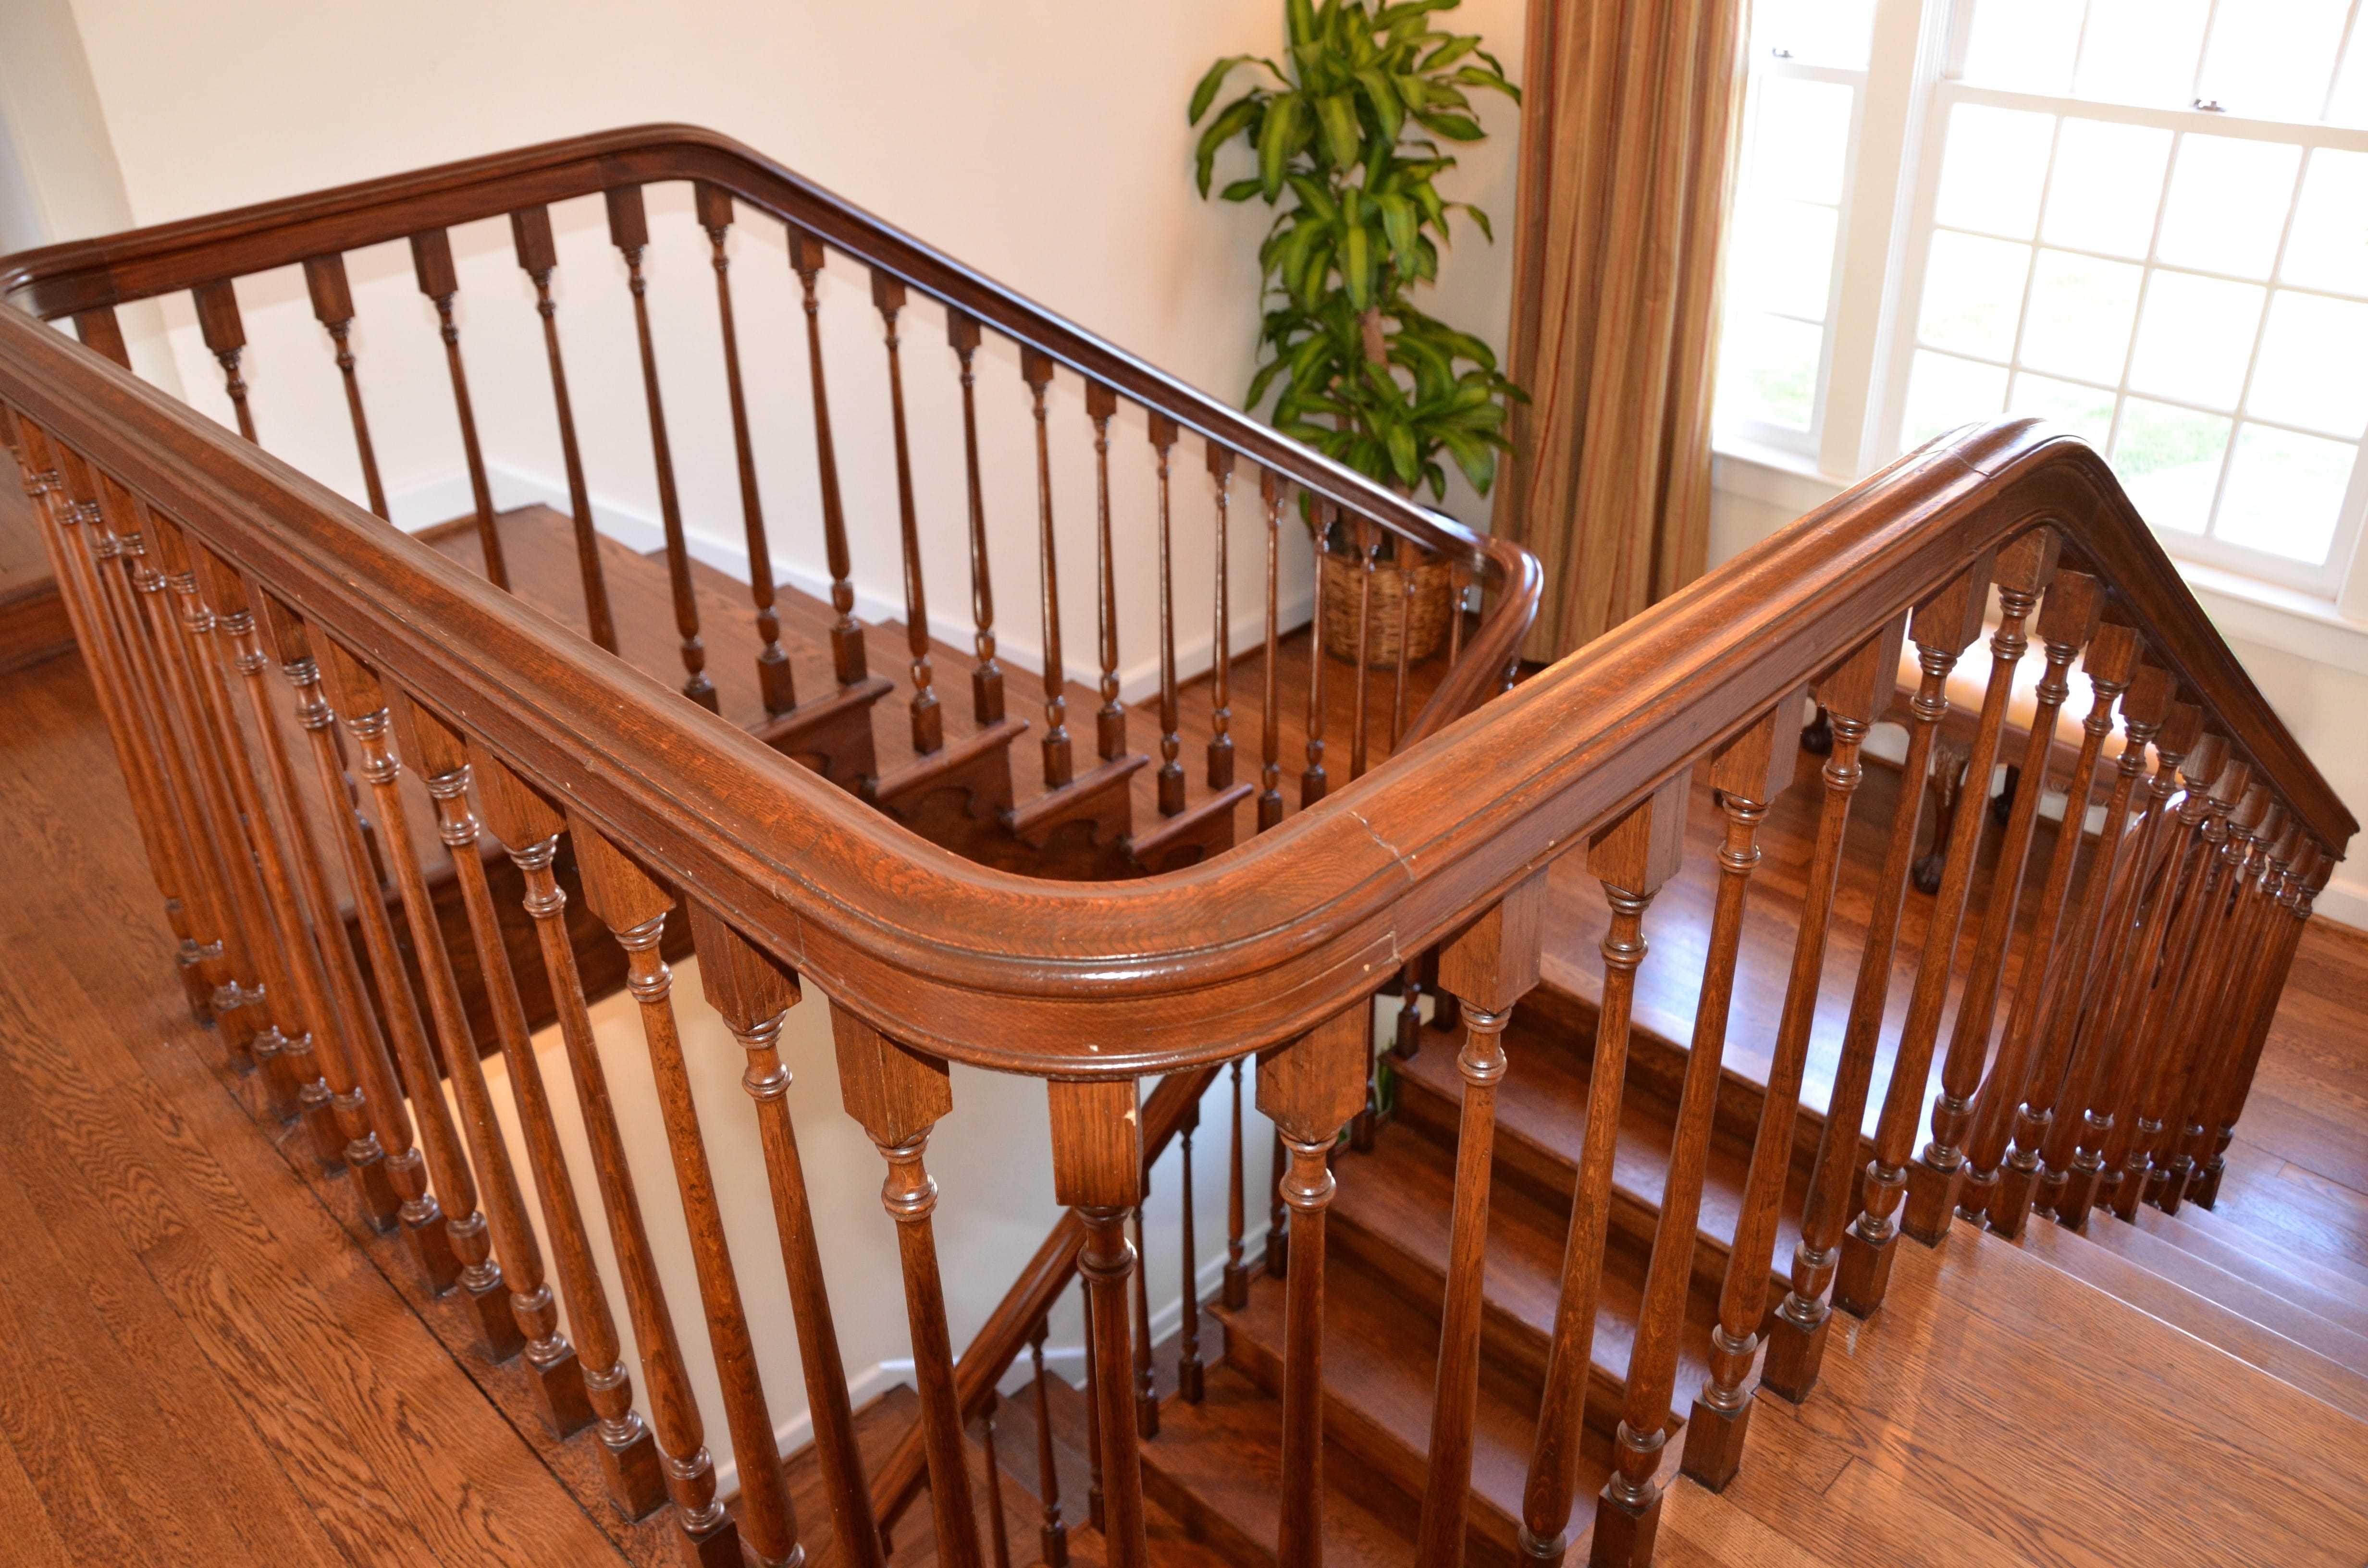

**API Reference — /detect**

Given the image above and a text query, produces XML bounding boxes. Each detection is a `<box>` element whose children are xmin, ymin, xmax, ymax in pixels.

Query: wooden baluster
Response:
<box><xmin>2190</xmin><ymin>826</ymin><xmax>2310</xmax><ymax>1205</ymax></box>
<box><xmin>1837</xmin><ymin>530</ymin><xmax>2059</xmax><ymax>1315</ymax></box>
<box><xmin>1955</xmin><ymin>579</ymin><xmax>2117</xmax><ymax>1227</ymax></box>
<box><xmin>693</xmin><ymin>182</ymin><xmax>794</xmax><ymax>715</ymax></box>
<box><xmin>1029</xmin><ymin>1318</ymin><xmax>1070</xmax><ymax>1568</ymax></box>
<box><xmin>689</xmin><ymin>903</ymin><xmax>884</xmax><ymax>1568</ymax></box>
<box><xmin>1222</xmin><ymin>1059</ymin><xmax>1249</xmax><ymax>1307</ymax></box>
<box><xmin>788</xmin><ymin>225</ymin><xmax>867</xmax><ymax>687</ymax></box>
<box><xmin>840</xmin><ymin>1007</ymin><xmax>984</xmax><ymax>1568</ymax></box>
<box><xmin>1267</xmin><ymin>1127</ymin><xmax>1288</xmax><ymax>1278</ymax></box>
<box><xmin>1301</xmin><ymin>503</ymin><xmax>1330</xmax><ymax>808</ymax></box>
<box><xmin>568</xmin><ymin>820</ymin><xmax>802</xmax><ymax>1565</ymax></box>
<box><xmin>1446</xmin><ymin>558</ymin><xmax>1468</xmax><ymax>669</ymax></box>
<box><xmin>1048</xmin><ymin>1077</ymin><xmax>1147</xmax><ymax>1568</ymax></box>
<box><xmin>1152</xmin><ymin>414</ymin><xmax>1185</xmax><ymax>813</ymax></box>
<box><xmin>1764</xmin><ymin>563</ymin><xmax>1990</xmax><ymax>1399</ymax></box>
<box><xmin>1258</xmin><ymin>1002</ymin><xmax>1376</xmax><ymax>1568</ymax></box>
<box><xmin>71</xmin><ymin>306</ymin><xmax>130</xmax><ymax>364</ymax></box>
<box><xmin>1177</xmin><ymin>1094</ymin><xmax>1206</xmax><ymax>1401</ymax></box>
<box><xmin>949</xmin><ymin>307</ymin><xmax>1004</xmax><ymax>723</ymax></box>
<box><xmin>2098</xmin><ymin>747</ymin><xmax>2244</xmax><ymax>1223</ymax></box>
<box><xmin>1906</xmin><ymin>565</ymin><xmax>2098</xmax><ymax>1237</ymax></box>
<box><xmin>1684</xmin><ymin>622</ymin><xmax>1900</xmax><ymax>1497</ymax></box>
<box><xmin>1081</xmin><ymin>1275</ymin><xmax>1106</xmax><ymax>1531</ymax></box>
<box><xmin>1592</xmin><ymin>708</ymin><xmax>1793</xmax><ymax>1564</ymax></box>
<box><xmin>85</xmin><ymin>477</ymin><xmax>284</xmax><ymax>1093</ymax></box>
<box><xmin>608</xmin><ymin>184</ymin><xmax>716</xmax><ymax>710</ymax></box>
<box><xmin>191</xmin><ymin>537</ymin><xmax>403</xmax><ymax>1228</ymax></box>
<box><xmin>874</xmin><ymin>272</ymin><xmax>944</xmax><ymax>754</ymax></box>
<box><xmin>106</xmin><ymin>499</ymin><xmax>302</xmax><ymax>1118</ymax></box>
<box><xmin>408</xmin><ymin>228</ymin><xmax>507</xmax><ymax>591</ymax></box>
<box><xmin>982</xmin><ymin>1391</ymin><xmax>1014</xmax><ymax>1568</ymax></box>
<box><xmin>511</xmin><ymin>204</ymin><xmax>617</xmax><ymax>651</ymax></box>
<box><xmin>162</xmin><ymin>523</ymin><xmax>355</xmax><ymax>1171</ymax></box>
<box><xmin>2016</xmin><ymin>662</ymin><xmax>2175</xmax><ymax>1229</ymax></box>
<box><xmin>1519</xmin><ymin>779</ymin><xmax>1687</xmax><ymax>1564</ymax></box>
<box><xmin>1978</xmin><ymin>638</ymin><xmax>2156</xmax><ymax>1237</ymax></box>
<box><xmin>317</xmin><ymin>640</ymin><xmax>524</xmax><ymax>1360</ymax></box>
<box><xmin>1086</xmin><ymin>382</ymin><xmax>1127</xmax><ymax>761</ymax></box>
<box><xmin>1416</xmin><ymin>871</ymin><xmax>1549</xmax><ymax>1568</ymax></box>
<box><xmin>1024</xmin><ymin>348</ymin><xmax>1073</xmax><ymax>788</ymax></box>
<box><xmin>6</xmin><ymin>420</ymin><xmax>221</xmax><ymax>1028</ymax></box>
<box><xmin>393</xmin><ymin>703</ymin><xmax>600</xmax><ymax>1436</ymax></box>
<box><xmin>1130</xmin><ymin>1201</ymin><xmax>1158</xmax><ymax>1438</ymax></box>
<box><xmin>300</xmin><ymin>254</ymin><xmax>390</xmax><ymax>518</ymax></box>
<box><xmin>191</xmin><ymin>280</ymin><xmax>258</xmax><ymax>442</ymax></box>
<box><xmin>2049</xmin><ymin>709</ymin><xmax>2211</xmax><ymax>1228</ymax></box>
<box><xmin>1258</xmin><ymin>471</ymin><xmax>1287</xmax><ymax>830</ymax></box>
<box><xmin>466</xmin><ymin>751</ymin><xmax>677</xmax><ymax>1521</ymax></box>
<box><xmin>1351</xmin><ymin>515</ymin><xmax>1377</xmax><ymax>781</ymax></box>
<box><xmin>1390</xmin><ymin>537</ymin><xmax>1415</xmax><ymax>754</ymax></box>
<box><xmin>2163</xmin><ymin>800</ymin><xmax>2284</xmax><ymax>1210</ymax></box>
<box><xmin>1208</xmin><ymin>445</ymin><xmax>1236</xmax><ymax>789</ymax></box>
<box><xmin>254</xmin><ymin>599</ymin><xmax>459</xmax><ymax>1294</ymax></box>
<box><xmin>2200</xmin><ymin>847</ymin><xmax>2331</xmax><ymax>1204</ymax></box>
<box><xmin>2137</xmin><ymin>778</ymin><xmax>2269</xmax><ymax>1212</ymax></box>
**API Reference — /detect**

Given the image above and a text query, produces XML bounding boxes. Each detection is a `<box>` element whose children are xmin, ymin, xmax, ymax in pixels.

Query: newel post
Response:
<box><xmin>1259</xmin><ymin>1000</ymin><xmax>1377</xmax><ymax>1568</ymax></box>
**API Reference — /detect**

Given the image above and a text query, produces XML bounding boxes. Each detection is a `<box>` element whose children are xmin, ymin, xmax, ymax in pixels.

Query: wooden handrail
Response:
<box><xmin>0</xmin><ymin>301</ymin><xmax>2345</xmax><ymax>1079</ymax></box>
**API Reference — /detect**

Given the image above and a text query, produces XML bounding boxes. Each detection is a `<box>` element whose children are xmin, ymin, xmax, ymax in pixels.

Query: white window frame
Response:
<box><xmin>1717</xmin><ymin>0</ymin><xmax>2368</xmax><ymax>630</ymax></box>
<box><xmin>1878</xmin><ymin>10</ymin><xmax>2368</xmax><ymax>599</ymax></box>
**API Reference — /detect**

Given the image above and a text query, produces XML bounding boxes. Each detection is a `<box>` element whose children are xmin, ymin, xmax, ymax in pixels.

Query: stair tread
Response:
<box><xmin>1135</xmin><ymin>1365</ymin><xmax>1413</xmax><ymax>1568</ymax></box>
<box><xmin>2140</xmin><ymin>1200</ymin><xmax>2368</xmax><ymax>1323</ymax></box>
<box><xmin>1330</xmin><ymin>1118</ymin><xmax>1716</xmax><ymax>1413</ymax></box>
<box><xmin>1217</xmin><ymin>1244</ymin><xmax>1606</xmax><ymax>1560</ymax></box>
<box><xmin>1396</xmin><ymin>1025</ymin><xmax>1803</xmax><ymax>1286</ymax></box>
<box><xmin>2073</xmin><ymin>1213</ymin><xmax>2368</xmax><ymax>1378</ymax></box>
<box><xmin>2020</xmin><ymin>1220</ymin><xmax>2368</xmax><ymax>1425</ymax></box>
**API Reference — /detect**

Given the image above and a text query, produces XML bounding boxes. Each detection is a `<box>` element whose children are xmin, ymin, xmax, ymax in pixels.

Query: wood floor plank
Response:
<box><xmin>0</xmin><ymin>1435</ymin><xmax>79</xmax><ymax>1568</ymax></box>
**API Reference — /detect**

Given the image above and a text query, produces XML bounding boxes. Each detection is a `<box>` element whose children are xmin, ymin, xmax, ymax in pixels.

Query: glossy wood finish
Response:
<box><xmin>510</xmin><ymin>203</ymin><xmax>615</xmax><ymax>651</ymax></box>
<box><xmin>409</xmin><ymin>227</ymin><xmax>506</xmax><ymax>590</ymax></box>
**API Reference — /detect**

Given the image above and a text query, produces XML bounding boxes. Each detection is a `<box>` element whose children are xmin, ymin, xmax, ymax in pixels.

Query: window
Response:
<box><xmin>1717</xmin><ymin>0</ymin><xmax>2368</xmax><ymax>602</ymax></box>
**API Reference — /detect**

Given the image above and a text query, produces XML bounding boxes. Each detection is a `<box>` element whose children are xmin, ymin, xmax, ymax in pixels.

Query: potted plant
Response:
<box><xmin>1189</xmin><ymin>0</ymin><xmax>1521</xmax><ymax>665</ymax></box>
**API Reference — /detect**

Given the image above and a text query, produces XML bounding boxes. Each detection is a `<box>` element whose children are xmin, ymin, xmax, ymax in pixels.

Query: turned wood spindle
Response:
<box><xmin>1764</xmin><ymin>560</ymin><xmax>1990</xmax><ymax>1401</ymax></box>
<box><xmin>1030</xmin><ymin>1318</ymin><xmax>1070</xmax><ymax>1568</ymax></box>
<box><xmin>1301</xmin><ymin>503</ymin><xmax>1330</xmax><ymax>808</ymax></box>
<box><xmin>469</xmin><ymin>750</ymin><xmax>677</xmax><ymax>1521</ymax></box>
<box><xmin>255</xmin><ymin>599</ymin><xmax>459</xmax><ymax>1295</ymax></box>
<box><xmin>1906</xmin><ymin>563</ymin><xmax>2097</xmax><ymax>1239</ymax></box>
<box><xmin>1683</xmin><ymin>620</ymin><xmax>1901</xmax><ymax>1501</ymax></box>
<box><xmin>1208</xmin><ymin>444</ymin><xmax>1236</xmax><ymax>790</ymax></box>
<box><xmin>874</xmin><ymin>271</ymin><xmax>943</xmax><ymax>754</ymax></box>
<box><xmin>1259</xmin><ymin>1001</ymin><xmax>1376</xmax><ymax>1568</ymax></box>
<box><xmin>840</xmin><ymin>1007</ymin><xmax>984</xmax><ymax>1568</ymax></box>
<box><xmin>1023</xmin><ymin>348</ymin><xmax>1073</xmax><ymax>788</ymax></box>
<box><xmin>1130</xmin><ymin>1201</ymin><xmax>1157</xmax><ymax>1439</ymax></box>
<box><xmin>1518</xmin><ymin>778</ymin><xmax>1687</xmax><ymax>1564</ymax></box>
<box><xmin>509</xmin><ymin>204</ymin><xmax>617</xmax><ymax>651</ymax></box>
<box><xmin>1153</xmin><ymin>412</ymin><xmax>1185</xmax><ymax>814</ymax></box>
<box><xmin>1223</xmin><ymin>1058</ymin><xmax>1249</xmax><ymax>1307</ymax></box>
<box><xmin>1592</xmin><ymin>706</ymin><xmax>1795</xmax><ymax>1567</ymax></box>
<box><xmin>318</xmin><ymin>638</ymin><xmax>523</xmax><ymax>1360</ymax></box>
<box><xmin>607</xmin><ymin>184</ymin><xmax>716</xmax><ymax>711</ymax></box>
<box><xmin>1086</xmin><ymin>381</ymin><xmax>1127</xmax><ymax>760</ymax></box>
<box><xmin>1839</xmin><ymin>529</ymin><xmax>2059</xmax><ymax>1316</ymax></box>
<box><xmin>299</xmin><ymin>253</ymin><xmax>390</xmax><ymax>519</ymax></box>
<box><xmin>2159</xmin><ymin>799</ymin><xmax>2283</xmax><ymax>1211</ymax></box>
<box><xmin>1176</xmin><ymin>1093</ymin><xmax>1206</xmax><ymax>1402</ymax></box>
<box><xmin>950</xmin><ymin>307</ymin><xmax>1004</xmax><ymax>724</ymax></box>
<box><xmin>396</xmin><ymin>702</ymin><xmax>599</xmax><ymax>1436</ymax></box>
<box><xmin>571</xmin><ymin>818</ymin><xmax>803</xmax><ymax>1566</ymax></box>
<box><xmin>689</xmin><ymin>902</ymin><xmax>882</xmax><ymax>1568</ymax></box>
<box><xmin>408</xmin><ymin>228</ymin><xmax>507</xmax><ymax>591</ymax></box>
<box><xmin>1416</xmin><ymin>871</ymin><xmax>1548</xmax><ymax>1568</ymax></box>
<box><xmin>1258</xmin><ymin>470</ymin><xmax>1287</xmax><ymax>831</ymax></box>
<box><xmin>787</xmin><ymin>225</ymin><xmax>868</xmax><ymax>687</ymax></box>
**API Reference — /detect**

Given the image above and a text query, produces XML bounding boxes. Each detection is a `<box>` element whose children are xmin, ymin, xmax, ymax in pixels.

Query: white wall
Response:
<box><xmin>11</xmin><ymin>0</ymin><xmax>1526</xmax><ymax>703</ymax></box>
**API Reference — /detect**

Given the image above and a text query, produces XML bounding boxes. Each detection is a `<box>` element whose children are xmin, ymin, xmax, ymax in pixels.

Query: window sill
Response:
<box><xmin>1711</xmin><ymin>438</ymin><xmax>2368</xmax><ymax>680</ymax></box>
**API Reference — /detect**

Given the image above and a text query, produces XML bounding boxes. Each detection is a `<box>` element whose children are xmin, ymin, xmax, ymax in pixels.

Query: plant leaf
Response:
<box><xmin>1190</xmin><ymin>56</ymin><xmax>1254</xmax><ymax>122</ymax></box>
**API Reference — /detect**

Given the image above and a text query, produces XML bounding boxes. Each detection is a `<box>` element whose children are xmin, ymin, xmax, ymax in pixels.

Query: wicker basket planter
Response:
<box><xmin>1318</xmin><ymin>545</ymin><xmax>1454</xmax><ymax>667</ymax></box>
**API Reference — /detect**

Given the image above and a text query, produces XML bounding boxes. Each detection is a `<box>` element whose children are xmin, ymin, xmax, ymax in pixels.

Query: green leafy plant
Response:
<box><xmin>1190</xmin><ymin>0</ymin><xmax>1521</xmax><ymax>508</ymax></box>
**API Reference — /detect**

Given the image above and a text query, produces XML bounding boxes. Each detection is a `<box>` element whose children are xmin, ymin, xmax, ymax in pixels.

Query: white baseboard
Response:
<box><xmin>385</xmin><ymin>463</ymin><xmax>1314</xmax><ymax>707</ymax></box>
